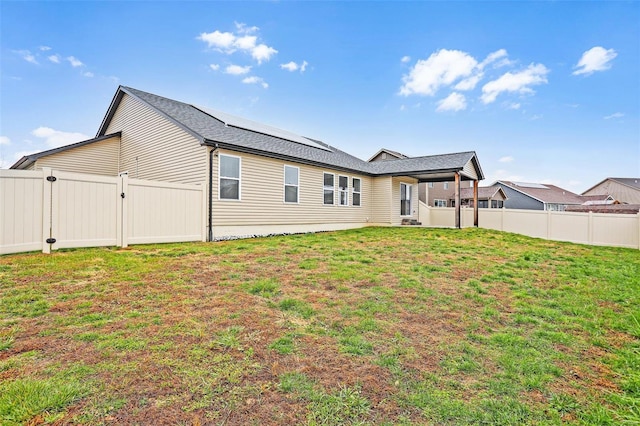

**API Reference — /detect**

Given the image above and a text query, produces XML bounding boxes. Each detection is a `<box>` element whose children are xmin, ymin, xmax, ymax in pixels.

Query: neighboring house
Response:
<box><xmin>448</xmin><ymin>186</ymin><xmax>507</xmax><ymax>208</ymax></box>
<box><xmin>565</xmin><ymin>204</ymin><xmax>640</xmax><ymax>214</ymax></box>
<box><xmin>493</xmin><ymin>181</ymin><xmax>585</xmax><ymax>211</ymax></box>
<box><xmin>580</xmin><ymin>194</ymin><xmax>616</xmax><ymax>205</ymax></box>
<box><xmin>11</xmin><ymin>86</ymin><xmax>485</xmax><ymax>239</ymax></box>
<box><xmin>421</xmin><ymin>180</ymin><xmax>474</xmax><ymax>206</ymax></box>
<box><xmin>582</xmin><ymin>178</ymin><xmax>640</xmax><ymax>204</ymax></box>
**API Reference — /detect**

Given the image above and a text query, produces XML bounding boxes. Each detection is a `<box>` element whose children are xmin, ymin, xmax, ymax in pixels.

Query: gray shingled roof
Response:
<box><xmin>497</xmin><ymin>181</ymin><xmax>585</xmax><ymax>204</ymax></box>
<box><xmin>96</xmin><ymin>86</ymin><xmax>484</xmax><ymax>180</ymax></box>
<box><xmin>610</xmin><ymin>178</ymin><xmax>640</xmax><ymax>190</ymax></box>
<box><xmin>10</xmin><ymin>132</ymin><xmax>121</xmax><ymax>170</ymax></box>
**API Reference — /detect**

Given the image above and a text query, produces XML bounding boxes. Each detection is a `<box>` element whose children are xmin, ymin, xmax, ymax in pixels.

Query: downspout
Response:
<box><xmin>208</xmin><ymin>144</ymin><xmax>219</xmax><ymax>242</ymax></box>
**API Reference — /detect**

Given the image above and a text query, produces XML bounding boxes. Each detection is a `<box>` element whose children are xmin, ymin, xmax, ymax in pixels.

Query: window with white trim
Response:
<box><xmin>400</xmin><ymin>183</ymin><xmax>412</xmax><ymax>216</ymax></box>
<box><xmin>338</xmin><ymin>175</ymin><xmax>348</xmax><ymax>206</ymax></box>
<box><xmin>284</xmin><ymin>165</ymin><xmax>299</xmax><ymax>203</ymax></box>
<box><xmin>443</xmin><ymin>182</ymin><xmax>449</xmax><ymax>190</ymax></box>
<box><xmin>434</xmin><ymin>199</ymin><xmax>447</xmax><ymax>207</ymax></box>
<box><xmin>428</xmin><ymin>182</ymin><xmax>434</xmax><ymax>188</ymax></box>
<box><xmin>323</xmin><ymin>173</ymin><xmax>334</xmax><ymax>205</ymax></box>
<box><xmin>219</xmin><ymin>154</ymin><xmax>241</xmax><ymax>200</ymax></box>
<box><xmin>352</xmin><ymin>178</ymin><xmax>361</xmax><ymax>206</ymax></box>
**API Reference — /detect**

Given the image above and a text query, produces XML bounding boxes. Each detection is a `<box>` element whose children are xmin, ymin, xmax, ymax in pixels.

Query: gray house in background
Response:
<box><xmin>493</xmin><ymin>181</ymin><xmax>585</xmax><ymax>211</ymax></box>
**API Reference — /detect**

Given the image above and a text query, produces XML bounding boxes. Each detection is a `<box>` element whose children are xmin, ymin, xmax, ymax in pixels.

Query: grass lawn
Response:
<box><xmin>1</xmin><ymin>227</ymin><xmax>639</xmax><ymax>425</ymax></box>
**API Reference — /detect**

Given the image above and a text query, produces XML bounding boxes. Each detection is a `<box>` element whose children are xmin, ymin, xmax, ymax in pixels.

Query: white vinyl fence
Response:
<box><xmin>419</xmin><ymin>202</ymin><xmax>640</xmax><ymax>249</ymax></box>
<box><xmin>1</xmin><ymin>168</ymin><xmax>206</xmax><ymax>255</ymax></box>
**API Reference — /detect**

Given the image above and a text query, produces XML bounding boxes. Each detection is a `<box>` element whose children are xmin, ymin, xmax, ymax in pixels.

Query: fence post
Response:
<box><xmin>546</xmin><ymin>209</ymin><xmax>551</xmax><ymax>239</ymax></box>
<box><xmin>41</xmin><ymin>168</ymin><xmax>52</xmax><ymax>254</ymax></box>
<box><xmin>637</xmin><ymin>212</ymin><xmax>640</xmax><ymax>250</ymax></box>
<box><xmin>120</xmin><ymin>175</ymin><xmax>128</xmax><ymax>248</ymax></box>
<box><xmin>588</xmin><ymin>211</ymin><xmax>593</xmax><ymax>245</ymax></box>
<box><xmin>501</xmin><ymin>207</ymin><xmax>505</xmax><ymax>231</ymax></box>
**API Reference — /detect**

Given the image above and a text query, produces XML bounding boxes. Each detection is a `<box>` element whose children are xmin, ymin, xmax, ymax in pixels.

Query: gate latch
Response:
<box><xmin>121</xmin><ymin>193</ymin><xmax>125</xmax><ymax>199</ymax></box>
<box><xmin>46</xmin><ymin>176</ymin><xmax>57</xmax><ymax>182</ymax></box>
<box><xmin>46</xmin><ymin>238</ymin><xmax>56</xmax><ymax>244</ymax></box>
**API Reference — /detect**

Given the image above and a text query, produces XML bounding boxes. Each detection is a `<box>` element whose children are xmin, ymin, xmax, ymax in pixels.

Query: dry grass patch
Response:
<box><xmin>1</xmin><ymin>227</ymin><xmax>638</xmax><ymax>425</ymax></box>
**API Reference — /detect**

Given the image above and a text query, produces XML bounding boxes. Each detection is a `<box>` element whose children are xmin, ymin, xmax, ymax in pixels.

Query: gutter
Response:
<box><xmin>208</xmin><ymin>144</ymin><xmax>219</xmax><ymax>242</ymax></box>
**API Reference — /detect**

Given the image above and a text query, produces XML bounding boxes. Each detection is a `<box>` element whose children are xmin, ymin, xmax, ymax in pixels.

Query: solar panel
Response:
<box><xmin>512</xmin><ymin>181</ymin><xmax>549</xmax><ymax>189</ymax></box>
<box><xmin>194</xmin><ymin>105</ymin><xmax>331</xmax><ymax>151</ymax></box>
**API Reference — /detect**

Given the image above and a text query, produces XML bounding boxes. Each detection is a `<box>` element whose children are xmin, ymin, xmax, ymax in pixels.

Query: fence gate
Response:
<box><xmin>1</xmin><ymin>168</ymin><xmax>205</xmax><ymax>255</ymax></box>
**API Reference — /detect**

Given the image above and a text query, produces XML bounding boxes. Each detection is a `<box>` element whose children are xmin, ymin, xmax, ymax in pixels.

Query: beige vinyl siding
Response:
<box><xmin>211</xmin><ymin>149</ymin><xmax>373</xmax><ymax>226</ymax></box>
<box><xmin>33</xmin><ymin>135</ymin><xmax>120</xmax><ymax>176</ymax></box>
<box><xmin>23</xmin><ymin>163</ymin><xmax>36</xmax><ymax>171</ymax></box>
<box><xmin>370</xmin><ymin>176</ymin><xmax>392</xmax><ymax>224</ymax></box>
<box><xmin>105</xmin><ymin>93</ymin><xmax>207</xmax><ymax>184</ymax></box>
<box><xmin>462</xmin><ymin>159</ymin><xmax>478</xmax><ymax>180</ymax></box>
<box><xmin>391</xmin><ymin>176</ymin><xmax>418</xmax><ymax>225</ymax></box>
<box><xmin>584</xmin><ymin>180</ymin><xmax>640</xmax><ymax>204</ymax></box>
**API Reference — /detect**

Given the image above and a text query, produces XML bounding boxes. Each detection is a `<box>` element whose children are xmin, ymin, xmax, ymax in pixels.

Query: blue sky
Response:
<box><xmin>1</xmin><ymin>1</ymin><xmax>638</xmax><ymax>193</ymax></box>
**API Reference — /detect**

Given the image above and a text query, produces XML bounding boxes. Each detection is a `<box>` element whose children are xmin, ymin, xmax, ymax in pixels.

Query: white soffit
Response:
<box><xmin>195</xmin><ymin>105</ymin><xmax>330</xmax><ymax>151</ymax></box>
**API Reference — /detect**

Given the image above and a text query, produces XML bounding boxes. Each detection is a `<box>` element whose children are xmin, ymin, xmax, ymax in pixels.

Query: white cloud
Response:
<box><xmin>15</xmin><ymin>50</ymin><xmax>38</xmax><ymax>64</ymax></box>
<box><xmin>506</xmin><ymin>102</ymin><xmax>521</xmax><ymax>110</ymax></box>
<box><xmin>436</xmin><ymin>92</ymin><xmax>467</xmax><ymax>112</ymax></box>
<box><xmin>209</xmin><ymin>64</ymin><xmax>220</xmax><ymax>71</ymax></box>
<box><xmin>198</xmin><ymin>23</ymin><xmax>277</xmax><ymax>64</ymax></box>
<box><xmin>604</xmin><ymin>112</ymin><xmax>624</xmax><ymax>120</ymax></box>
<box><xmin>198</xmin><ymin>30</ymin><xmax>236</xmax><ymax>51</ymax></box>
<box><xmin>280</xmin><ymin>61</ymin><xmax>298</xmax><ymax>72</ymax></box>
<box><xmin>280</xmin><ymin>60</ymin><xmax>308</xmax><ymax>73</ymax></box>
<box><xmin>400</xmin><ymin>49</ymin><xmax>478</xmax><ymax>96</ymax></box>
<box><xmin>0</xmin><ymin>136</ymin><xmax>10</xmax><ymax>145</ymax></box>
<box><xmin>479</xmin><ymin>49</ymin><xmax>508</xmax><ymax>69</ymax></box>
<box><xmin>48</xmin><ymin>54</ymin><xmax>61</xmax><ymax>63</ymax></box>
<box><xmin>234</xmin><ymin>35</ymin><xmax>257</xmax><ymax>50</ymax></box>
<box><xmin>530</xmin><ymin>114</ymin><xmax>543</xmax><ymax>121</ymax></box>
<box><xmin>31</xmin><ymin>127</ymin><xmax>89</xmax><ymax>148</ymax></box>
<box><xmin>225</xmin><ymin>64</ymin><xmax>251</xmax><ymax>75</ymax></box>
<box><xmin>400</xmin><ymin>48</ymin><xmax>515</xmax><ymax>96</ymax></box>
<box><xmin>573</xmin><ymin>46</ymin><xmax>617</xmax><ymax>76</ymax></box>
<box><xmin>82</xmin><ymin>71</ymin><xmax>94</xmax><ymax>78</ymax></box>
<box><xmin>401</xmin><ymin>55</ymin><xmax>411</xmax><ymax>63</ymax></box>
<box><xmin>242</xmin><ymin>76</ymin><xmax>268</xmax><ymax>89</ymax></box>
<box><xmin>251</xmin><ymin>44</ymin><xmax>277</xmax><ymax>64</ymax></box>
<box><xmin>481</xmin><ymin>63</ymin><xmax>549</xmax><ymax>104</ymax></box>
<box><xmin>235</xmin><ymin>22</ymin><xmax>259</xmax><ymax>34</ymax></box>
<box><xmin>66</xmin><ymin>56</ymin><xmax>84</xmax><ymax>67</ymax></box>
<box><xmin>454</xmin><ymin>74</ymin><xmax>483</xmax><ymax>91</ymax></box>
<box><xmin>39</xmin><ymin>46</ymin><xmax>51</xmax><ymax>51</ymax></box>
<box><xmin>499</xmin><ymin>156</ymin><xmax>514</xmax><ymax>163</ymax></box>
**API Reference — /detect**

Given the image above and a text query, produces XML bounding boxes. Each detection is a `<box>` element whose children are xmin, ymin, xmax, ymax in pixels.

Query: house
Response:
<box><xmin>582</xmin><ymin>178</ymin><xmax>640</xmax><ymax>205</ymax></box>
<box><xmin>448</xmin><ymin>186</ymin><xmax>507</xmax><ymax>208</ymax></box>
<box><xmin>421</xmin><ymin>180</ymin><xmax>473</xmax><ymax>206</ymax></box>
<box><xmin>11</xmin><ymin>86</ymin><xmax>484</xmax><ymax>239</ymax></box>
<box><xmin>493</xmin><ymin>181</ymin><xmax>585</xmax><ymax>211</ymax></box>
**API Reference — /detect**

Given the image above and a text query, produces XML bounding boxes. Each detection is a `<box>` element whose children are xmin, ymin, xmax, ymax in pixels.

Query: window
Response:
<box><xmin>400</xmin><ymin>183</ymin><xmax>412</xmax><ymax>216</ymax></box>
<box><xmin>434</xmin><ymin>199</ymin><xmax>447</xmax><ymax>207</ymax></box>
<box><xmin>219</xmin><ymin>154</ymin><xmax>240</xmax><ymax>200</ymax></box>
<box><xmin>323</xmin><ymin>173</ymin><xmax>334</xmax><ymax>205</ymax></box>
<box><xmin>478</xmin><ymin>200</ymin><xmax>489</xmax><ymax>208</ymax></box>
<box><xmin>338</xmin><ymin>175</ymin><xmax>348</xmax><ymax>206</ymax></box>
<box><xmin>443</xmin><ymin>182</ymin><xmax>449</xmax><ymax>190</ymax></box>
<box><xmin>491</xmin><ymin>200</ymin><xmax>504</xmax><ymax>208</ymax></box>
<box><xmin>352</xmin><ymin>178</ymin><xmax>361</xmax><ymax>206</ymax></box>
<box><xmin>428</xmin><ymin>182</ymin><xmax>434</xmax><ymax>188</ymax></box>
<box><xmin>284</xmin><ymin>165</ymin><xmax>299</xmax><ymax>203</ymax></box>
